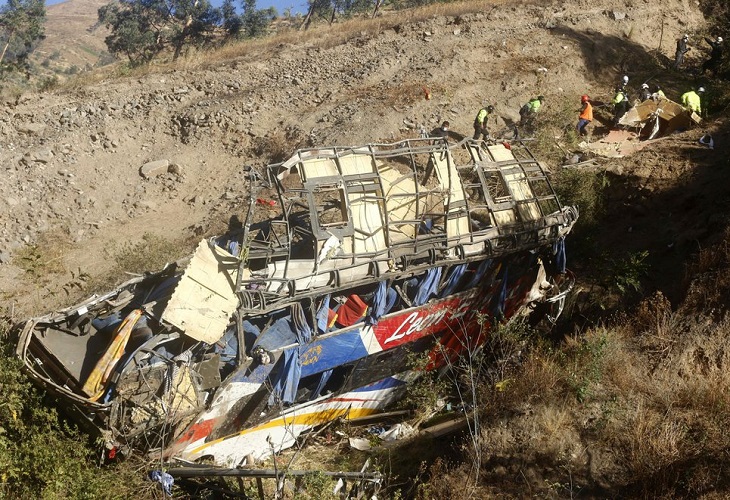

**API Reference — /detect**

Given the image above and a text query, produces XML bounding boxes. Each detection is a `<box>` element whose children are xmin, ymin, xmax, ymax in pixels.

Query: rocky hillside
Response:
<box><xmin>0</xmin><ymin>0</ymin><xmax>712</xmax><ymax>318</ymax></box>
<box><xmin>32</xmin><ymin>0</ymin><xmax>111</xmax><ymax>77</ymax></box>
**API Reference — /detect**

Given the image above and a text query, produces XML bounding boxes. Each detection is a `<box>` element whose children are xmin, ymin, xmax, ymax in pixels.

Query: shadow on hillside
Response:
<box><xmin>549</xmin><ymin>27</ymin><xmax>730</xmax><ymax>311</ymax></box>
<box><xmin>553</xmin><ymin>26</ymin><xmax>713</xmax><ymax>103</ymax></box>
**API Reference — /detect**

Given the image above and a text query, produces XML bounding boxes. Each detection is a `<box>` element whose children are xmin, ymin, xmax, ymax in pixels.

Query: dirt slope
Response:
<box><xmin>0</xmin><ymin>0</ymin><xmax>711</xmax><ymax>318</ymax></box>
<box><xmin>32</xmin><ymin>0</ymin><xmax>111</xmax><ymax>76</ymax></box>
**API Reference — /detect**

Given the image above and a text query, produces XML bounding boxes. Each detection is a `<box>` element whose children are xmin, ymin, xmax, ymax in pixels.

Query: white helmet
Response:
<box><xmin>683</xmin><ymin>33</ymin><xmax>689</xmax><ymax>39</ymax></box>
<box><xmin>698</xmin><ymin>87</ymin><xmax>705</xmax><ymax>92</ymax></box>
<box><xmin>642</xmin><ymin>83</ymin><xmax>649</xmax><ymax>89</ymax></box>
<box><xmin>718</xmin><ymin>36</ymin><xmax>724</xmax><ymax>43</ymax></box>
<box><xmin>622</xmin><ymin>75</ymin><xmax>629</xmax><ymax>83</ymax></box>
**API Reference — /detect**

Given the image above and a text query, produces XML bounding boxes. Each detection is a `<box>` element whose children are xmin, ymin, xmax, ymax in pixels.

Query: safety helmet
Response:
<box><xmin>487</xmin><ymin>105</ymin><xmax>495</xmax><ymax>112</ymax></box>
<box><xmin>718</xmin><ymin>36</ymin><xmax>724</xmax><ymax>43</ymax></box>
<box><xmin>683</xmin><ymin>33</ymin><xmax>689</xmax><ymax>39</ymax></box>
<box><xmin>581</xmin><ymin>94</ymin><xmax>589</xmax><ymax>103</ymax></box>
<box><xmin>698</xmin><ymin>87</ymin><xmax>705</xmax><ymax>92</ymax></box>
<box><xmin>622</xmin><ymin>75</ymin><xmax>629</xmax><ymax>83</ymax></box>
<box><xmin>642</xmin><ymin>83</ymin><xmax>649</xmax><ymax>89</ymax></box>
<box><xmin>537</xmin><ymin>95</ymin><xmax>545</xmax><ymax>101</ymax></box>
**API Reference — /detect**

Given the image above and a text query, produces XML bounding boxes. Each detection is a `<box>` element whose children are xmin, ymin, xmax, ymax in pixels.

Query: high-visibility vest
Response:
<box><xmin>579</xmin><ymin>102</ymin><xmax>593</xmax><ymax>121</ymax></box>
<box><xmin>612</xmin><ymin>91</ymin><xmax>626</xmax><ymax>105</ymax></box>
<box><xmin>681</xmin><ymin>91</ymin><xmax>701</xmax><ymax>113</ymax></box>
<box><xmin>475</xmin><ymin>108</ymin><xmax>489</xmax><ymax>125</ymax></box>
<box><xmin>528</xmin><ymin>99</ymin><xmax>541</xmax><ymax>113</ymax></box>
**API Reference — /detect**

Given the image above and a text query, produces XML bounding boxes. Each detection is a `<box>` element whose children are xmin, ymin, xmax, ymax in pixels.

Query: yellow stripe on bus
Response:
<box><xmin>190</xmin><ymin>407</ymin><xmax>379</xmax><ymax>455</ymax></box>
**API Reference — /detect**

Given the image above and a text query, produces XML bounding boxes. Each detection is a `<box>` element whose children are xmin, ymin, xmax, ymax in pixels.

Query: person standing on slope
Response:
<box><xmin>612</xmin><ymin>87</ymin><xmax>629</xmax><ymax>128</ymax></box>
<box><xmin>473</xmin><ymin>105</ymin><xmax>495</xmax><ymax>140</ymax></box>
<box><xmin>702</xmin><ymin>36</ymin><xmax>724</xmax><ymax>76</ymax></box>
<box><xmin>576</xmin><ymin>95</ymin><xmax>593</xmax><ymax>137</ymax></box>
<box><xmin>674</xmin><ymin>34</ymin><xmax>690</xmax><ymax>70</ymax></box>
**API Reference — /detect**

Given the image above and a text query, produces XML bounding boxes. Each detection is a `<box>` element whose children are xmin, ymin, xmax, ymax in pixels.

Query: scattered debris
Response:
<box><xmin>15</xmin><ymin>138</ymin><xmax>577</xmax><ymax>467</ymax></box>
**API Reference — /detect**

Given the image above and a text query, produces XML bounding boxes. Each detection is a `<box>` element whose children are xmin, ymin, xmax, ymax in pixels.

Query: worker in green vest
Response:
<box><xmin>681</xmin><ymin>87</ymin><xmax>704</xmax><ymax>114</ymax></box>
<box><xmin>612</xmin><ymin>87</ymin><xmax>629</xmax><ymax>127</ymax></box>
<box><xmin>519</xmin><ymin>95</ymin><xmax>544</xmax><ymax>127</ymax></box>
<box><xmin>473</xmin><ymin>104</ymin><xmax>495</xmax><ymax>140</ymax></box>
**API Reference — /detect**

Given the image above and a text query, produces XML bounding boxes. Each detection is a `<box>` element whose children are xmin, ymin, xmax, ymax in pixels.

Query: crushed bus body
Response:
<box><xmin>15</xmin><ymin>138</ymin><xmax>578</xmax><ymax>466</ymax></box>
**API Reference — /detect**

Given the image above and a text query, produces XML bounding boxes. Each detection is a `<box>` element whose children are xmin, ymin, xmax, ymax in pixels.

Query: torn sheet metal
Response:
<box><xmin>15</xmin><ymin>137</ymin><xmax>578</xmax><ymax>468</ymax></box>
<box><xmin>162</xmin><ymin>240</ymin><xmax>238</xmax><ymax>344</ymax></box>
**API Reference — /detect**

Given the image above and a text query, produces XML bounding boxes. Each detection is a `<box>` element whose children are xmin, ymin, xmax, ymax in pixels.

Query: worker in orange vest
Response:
<box><xmin>576</xmin><ymin>94</ymin><xmax>593</xmax><ymax>136</ymax></box>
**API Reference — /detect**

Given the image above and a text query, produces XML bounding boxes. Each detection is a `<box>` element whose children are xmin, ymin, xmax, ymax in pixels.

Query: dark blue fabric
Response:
<box><xmin>553</xmin><ymin>237</ymin><xmax>567</xmax><ymax>274</ymax></box>
<box><xmin>214</xmin><ymin>325</ymin><xmax>239</xmax><ymax>367</ymax></box>
<box><xmin>253</xmin><ymin>316</ymin><xmax>297</xmax><ymax>351</ymax></box>
<box><xmin>291</xmin><ymin>302</ymin><xmax>313</xmax><ymax>344</ymax></box>
<box><xmin>419</xmin><ymin>218</ymin><xmax>434</xmax><ymax>234</ymax></box>
<box><xmin>466</xmin><ymin>259</ymin><xmax>492</xmax><ymax>289</ymax></box>
<box><xmin>91</xmin><ymin>311</ymin><xmax>123</xmax><ymax>333</ymax></box>
<box><xmin>492</xmin><ymin>265</ymin><xmax>509</xmax><ymax>319</ymax></box>
<box><xmin>312</xmin><ymin>369</ymin><xmax>333</xmax><ymax>399</ymax></box>
<box><xmin>414</xmin><ymin>267</ymin><xmax>442</xmax><ymax>306</ymax></box>
<box><xmin>441</xmin><ymin>264</ymin><xmax>468</xmax><ymax>297</ymax></box>
<box><xmin>316</xmin><ymin>294</ymin><xmax>332</xmax><ymax>333</ymax></box>
<box><xmin>367</xmin><ymin>281</ymin><xmax>396</xmax><ymax>325</ymax></box>
<box><xmin>146</xmin><ymin>276</ymin><xmax>179</xmax><ymax>303</ymax></box>
<box><xmin>384</xmin><ymin>288</ymin><xmax>397</xmax><ymax>316</ymax></box>
<box><xmin>269</xmin><ymin>348</ymin><xmax>302</xmax><ymax>405</ymax></box>
<box><xmin>265</xmin><ymin>304</ymin><xmax>312</xmax><ymax>405</ymax></box>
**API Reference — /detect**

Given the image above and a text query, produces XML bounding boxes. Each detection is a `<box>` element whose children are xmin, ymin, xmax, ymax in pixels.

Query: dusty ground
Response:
<box><xmin>0</xmin><ymin>0</ymin><xmax>715</xmax><ymax>319</ymax></box>
<box><xmin>4</xmin><ymin>0</ymin><xmax>730</xmax><ymax>496</ymax></box>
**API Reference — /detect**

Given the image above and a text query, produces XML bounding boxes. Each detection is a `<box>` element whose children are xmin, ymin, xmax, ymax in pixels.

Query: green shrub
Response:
<box><xmin>558</xmin><ymin>330</ymin><xmax>609</xmax><ymax>403</ymax></box>
<box><xmin>0</xmin><ymin>319</ymin><xmax>148</xmax><ymax>498</ymax></box>
<box><xmin>552</xmin><ymin>168</ymin><xmax>608</xmax><ymax>230</ymax></box>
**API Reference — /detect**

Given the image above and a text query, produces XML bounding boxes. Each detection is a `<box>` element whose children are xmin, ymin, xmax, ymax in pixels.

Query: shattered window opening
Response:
<box><xmin>14</xmin><ymin>137</ymin><xmax>579</xmax><ymax>468</ymax></box>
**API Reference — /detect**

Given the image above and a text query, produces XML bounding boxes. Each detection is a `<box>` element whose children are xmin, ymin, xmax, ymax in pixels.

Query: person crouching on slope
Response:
<box><xmin>681</xmin><ymin>87</ymin><xmax>704</xmax><ymax>115</ymax></box>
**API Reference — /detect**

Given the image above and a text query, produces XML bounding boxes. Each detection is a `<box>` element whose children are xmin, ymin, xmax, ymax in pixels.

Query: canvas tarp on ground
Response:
<box><xmin>619</xmin><ymin>98</ymin><xmax>701</xmax><ymax>137</ymax></box>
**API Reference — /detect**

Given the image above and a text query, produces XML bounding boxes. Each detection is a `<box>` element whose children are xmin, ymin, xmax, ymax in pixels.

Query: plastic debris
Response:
<box><xmin>699</xmin><ymin>133</ymin><xmax>714</xmax><ymax>149</ymax></box>
<box><xmin>349</xmin><ymin>437</ymin><xmax>372</xmax><ymax>451</ymax></box>
<box><xmin>149</xmin><ymin>470</ymin><xmax>174</xmax><ymax>496</ymax></box>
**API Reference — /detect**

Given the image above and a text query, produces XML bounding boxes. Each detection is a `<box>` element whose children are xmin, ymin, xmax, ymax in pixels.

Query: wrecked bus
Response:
<box><xmin>15</xmin><ymin>138</ymin><xmax>577</xmax><ymax>466</ymax></box>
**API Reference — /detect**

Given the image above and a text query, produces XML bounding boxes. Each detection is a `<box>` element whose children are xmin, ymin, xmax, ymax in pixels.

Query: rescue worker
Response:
<box><xmin>618</xmin><ymin>75</ymin><xmax>629</xmax><ymax>91</ymax></box>
<box><xmin>681</xmin><ymin>87</ymin><xmax>704</xmax><ymax>114</ymax></box>
<box><xmin>652</xmin><ymin>84</ymin><xmax>666</xmax><ymax>100</ymax></box>
<box><xmin>702</xmin><ymin>36</ymin><xmax>723</xmax><ymax>76</ymax></box>
<box><xmin>639</xmin><ymin>83</ymin><xmax>652</xmax><ymax>102</ymax></box>
<box><xmin>576</xmin><ymin>95</ymin><xmax>593</xmax><ymax>137</ymax></box>
<box><xmin>473</xmin><ymin>105</ymin><xmax>494</xmax><ymax>140</ymax></box>
<box><xmin>430</xmin><ymin>121</ymin><xmax>450</xmax><ymax>140</ymax></box>
<box><xmin>674</xmin><ymin>34</ymin><xmax>690</xmax><ymax>70</ymax></box>
<box><xmin>519</xmin><ymin>96</ymin><xmax>544</xmax><ymax>127</ymax></box>
<box><xmin>612</xmin><ymin>87</ymin><xmax>629</xmax><ymax>127</ymax></box>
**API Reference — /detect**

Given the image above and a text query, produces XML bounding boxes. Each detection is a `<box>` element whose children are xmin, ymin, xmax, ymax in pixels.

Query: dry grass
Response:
<box><xmin>53</xmin><ymin>0</ymin><xmax>521</xmax><ymax>89</ymax></box>
<box><xmin>420</xmin><ymin>304</ymin><xmax>730</xmax><ymax>496</ymax></box>
<box><xmin>13</xmin><ymin>230</ymin><xmax>72</xmax><ymax>281</ymax></box>
<box><xmin>501</xmin><ymin>350</ymin><xmax>564</xmax><ymax>404</ymax></box>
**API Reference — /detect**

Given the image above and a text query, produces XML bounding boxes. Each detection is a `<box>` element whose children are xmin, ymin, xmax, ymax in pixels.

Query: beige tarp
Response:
<box><xmin>619</xmin><ymin>98</ymin><xmax>700</xmax><ymax>132</ymax></box>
